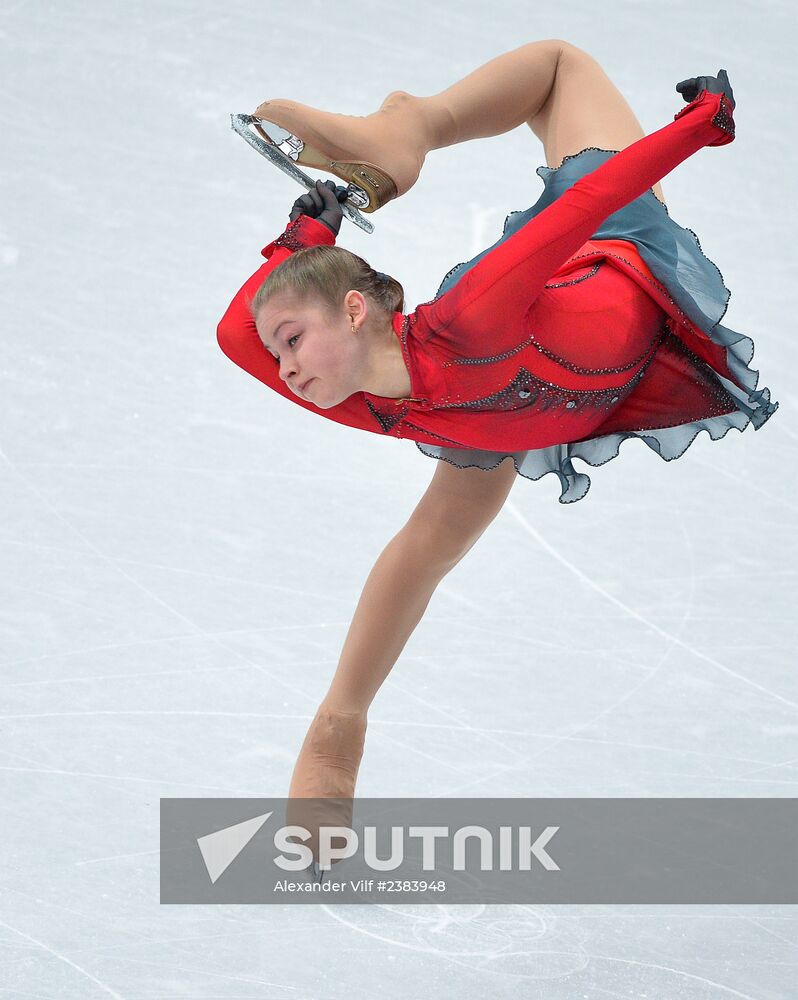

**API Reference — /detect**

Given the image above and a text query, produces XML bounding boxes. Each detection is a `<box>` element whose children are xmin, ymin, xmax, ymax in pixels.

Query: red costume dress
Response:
<box><xmin>218</xmin><ymin>89</ymin><xmax>777</xmax><ymax>502</ymax></box>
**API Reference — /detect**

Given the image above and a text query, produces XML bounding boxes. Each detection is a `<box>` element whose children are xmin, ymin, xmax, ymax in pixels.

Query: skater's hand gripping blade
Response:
<box><xmin>230</xmin><ymin>114</ymin><xmax>375</xmax><ymax>235</ymax></box>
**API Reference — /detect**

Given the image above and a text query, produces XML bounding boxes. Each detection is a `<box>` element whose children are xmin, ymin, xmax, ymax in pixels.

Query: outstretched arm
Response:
<box><xmin>425</xmin><ymin>87</ymin><xmax>735</xmax><ymax>335</ymax></box>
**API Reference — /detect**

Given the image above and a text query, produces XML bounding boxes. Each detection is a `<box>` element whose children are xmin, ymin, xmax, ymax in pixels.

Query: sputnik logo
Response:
<box><xmin>197</xmin><ymin>812</ymin><xmax>561</xmax><ymax>882</ymax></box>
<box><xmin>197</xmin><ymin>812</ymin><xmax>273</xmax><ymax>884</ymax></box>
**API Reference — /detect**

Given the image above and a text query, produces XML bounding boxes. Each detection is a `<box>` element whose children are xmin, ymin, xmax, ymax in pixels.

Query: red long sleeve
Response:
<box><xmin>419</xmin><ymin>89</ymin><xmax>735</xmax><ymax>341</ymax></box>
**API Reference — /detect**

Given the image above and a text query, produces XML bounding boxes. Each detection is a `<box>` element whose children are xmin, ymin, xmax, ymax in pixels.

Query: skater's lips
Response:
<box><xmin>296</xmin><ymin>378</ymin><xmax>314</xmax><ymax>394</ymax></box>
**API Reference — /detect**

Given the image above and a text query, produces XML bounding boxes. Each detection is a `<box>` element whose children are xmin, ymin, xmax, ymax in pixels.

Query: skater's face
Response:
<box><xmin>255</xmin><ymin>291</ymin><xmax>373</xmax><ymax>409</ymax></box>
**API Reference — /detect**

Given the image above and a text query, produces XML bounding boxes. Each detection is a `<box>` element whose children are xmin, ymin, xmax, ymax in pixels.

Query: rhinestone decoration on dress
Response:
<box><xmin>272</xmin><ymin>221</ymin><xmax>307</xmax><ymax>252</ymax></box>
<box><xmin>435</xmin><ymin>360</ymin><xmax>655</xmax><ymax>414</ymax></box>
<box><xmin>544</xmin><ymin>260</ymin><xmax>603</xmax><ymax>288</ymax></box>
<box><xmin>529</xmin><ymin>320</ymin><xmax>667</xmax><ymax>376</ymax></box>
<box><xmin>364</xmin><ymin>398</ymin><xmax>407</xmax><ymax>433</ymax></box>
<box><xmin>711</xmin><ymin>100</ymin><xmax>735</xmax><ymax>139</ymax></box>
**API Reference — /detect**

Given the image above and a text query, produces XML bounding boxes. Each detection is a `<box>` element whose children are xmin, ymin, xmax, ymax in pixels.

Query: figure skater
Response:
<box><xmin>216</xmin><ymin>41</ymin><xmax>778</xmax><ymax>870</ymax></box>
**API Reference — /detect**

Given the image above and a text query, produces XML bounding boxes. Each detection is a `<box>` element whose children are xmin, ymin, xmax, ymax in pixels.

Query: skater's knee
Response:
<box><xmin>533</xmin><ymin>39</ymin><xmax>588</xmax><ymax>64</ymax></box>
<box><xmin>380</xmin><ymin>90</ymin><xmax>417</xmax><ymax>111</ymax></box>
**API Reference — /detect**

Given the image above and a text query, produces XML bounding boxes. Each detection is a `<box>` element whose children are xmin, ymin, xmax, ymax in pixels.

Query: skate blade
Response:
<box><xmin>229</xmin><ymin>114</ymin><xmax>375</xmax><ymax>235</ymax></box>
<box><xmin>248</xmin><ymin>114</ymin><xmax>398</xmax><ymax>215</ymax></box>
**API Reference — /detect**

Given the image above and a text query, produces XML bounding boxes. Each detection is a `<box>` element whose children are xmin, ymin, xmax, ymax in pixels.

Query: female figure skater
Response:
<box><xmin>217</xmin><ymin>41</ymin><xmax>777</xmax><ymax>869</ymax></box>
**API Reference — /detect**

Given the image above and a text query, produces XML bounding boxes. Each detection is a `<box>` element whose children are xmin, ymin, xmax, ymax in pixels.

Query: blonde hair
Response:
<box><xmin>248</xmin><ymin>245</ymin><xmax>405</xmax><ymax>327</ymax></box>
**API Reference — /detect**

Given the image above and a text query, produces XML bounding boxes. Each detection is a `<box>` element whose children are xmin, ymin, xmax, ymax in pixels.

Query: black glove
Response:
<box><xmin>289</xmin><ymin>178</ymin><xmax>350</xmax><ymax>237</ymax></box>
<box><xmin>676</xmin><ymin>68</ymin><xmax>735</xmax><ymax>111</ymax></box>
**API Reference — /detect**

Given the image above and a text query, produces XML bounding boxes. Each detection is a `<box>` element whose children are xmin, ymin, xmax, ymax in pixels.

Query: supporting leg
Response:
<box><xmin>287</xmin><ymin>458</ymin><xmax>516</xmax><ymax>807</ymax></box>
<box><xmin>285</xmin><ymin>518</ymin><xmax>458</xmax><ymax>842</ymax></box>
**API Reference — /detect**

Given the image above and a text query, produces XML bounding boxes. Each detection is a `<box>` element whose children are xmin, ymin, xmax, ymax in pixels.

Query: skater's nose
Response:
<box><xmin>284</xmin><ymin>369</ymin><xmax>308</xmax><ymax>394</ymax></box>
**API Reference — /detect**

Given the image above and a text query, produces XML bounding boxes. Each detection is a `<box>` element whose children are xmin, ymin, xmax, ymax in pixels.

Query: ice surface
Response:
<box><xmin>1</xmin><ymin>0</ymin><xmax>796</xmax><ymax>996</ymax></box>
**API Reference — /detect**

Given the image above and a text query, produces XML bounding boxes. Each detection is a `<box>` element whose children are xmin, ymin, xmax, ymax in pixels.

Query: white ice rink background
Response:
<box><xmin>1</xmin><ymin>0</ymin><xmax>796</xmax><ymax>996</ymax></box>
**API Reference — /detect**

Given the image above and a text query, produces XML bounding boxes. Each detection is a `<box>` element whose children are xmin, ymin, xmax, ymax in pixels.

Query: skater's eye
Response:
<box><xmin>271</xmin><ymin>333</ymin><xmax>301</xmax><ymax>363</ymax></box>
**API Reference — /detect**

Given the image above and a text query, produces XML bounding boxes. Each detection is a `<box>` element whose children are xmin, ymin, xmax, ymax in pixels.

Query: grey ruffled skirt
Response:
<box><xmin>417</xmin><ymin>146</ymin><xmax>779</xmax><ymax>503</ymax></box>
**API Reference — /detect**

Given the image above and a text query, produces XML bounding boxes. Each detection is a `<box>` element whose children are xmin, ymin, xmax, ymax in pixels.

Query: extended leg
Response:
<box><xmin>252</xmin><ymin>39</ymin><xmax>665</xmax><ymax>212</ymax></box>
<box><xmin>251</xmin><ymin>40</ymin><xmax>564</xmax><ymax>211</ymax></box>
